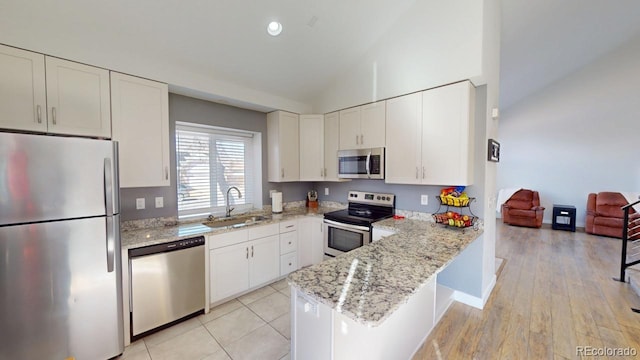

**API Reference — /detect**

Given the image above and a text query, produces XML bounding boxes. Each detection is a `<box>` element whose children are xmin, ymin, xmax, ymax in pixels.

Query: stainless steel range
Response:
<box><xmin>323</xmin><ymin>191</ymin><xmax>395</xmax><ymax>257</ymax></box>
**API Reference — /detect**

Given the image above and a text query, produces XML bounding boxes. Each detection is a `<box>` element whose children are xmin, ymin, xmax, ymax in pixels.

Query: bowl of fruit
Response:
<box><xmin>433</xmin><ymin>211</ymin><xmax>476</xmax><ymax>228</ymax></box>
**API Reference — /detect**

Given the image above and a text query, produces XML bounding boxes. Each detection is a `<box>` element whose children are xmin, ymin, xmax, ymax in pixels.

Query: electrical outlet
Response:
<box><xmin>324</xmin><ymin>187</ymin><xmax>329</xmax><ymax>196</ymax></box>
<box><xmin>421</xmin><ymin>195</ymin><xmax>428</xmax><ymax>205</ymax></box>
<box><xmin>155</xmin><ymin>196</ymin><xmax>164</xmax><ymax>208</ymax></box>
<box><xmin>136</xmin><ymin>198</ymin><xmax>145</xmax><ymax>210</ymax></box>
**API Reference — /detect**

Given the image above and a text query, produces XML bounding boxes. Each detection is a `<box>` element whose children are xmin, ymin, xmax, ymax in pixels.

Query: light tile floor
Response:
<box><xmin>118</xmin><ymin>279</ymin><xmax>291</xmax><ymax>360</ymax></box>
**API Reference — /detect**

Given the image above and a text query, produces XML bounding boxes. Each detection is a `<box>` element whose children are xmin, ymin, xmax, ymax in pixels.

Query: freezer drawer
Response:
<box><xmin>0</xmin><ymin>217</ymin><xmax>124</xmax><ymax>359</ymax></box>
<box><xmin>130</xmin><ymin>238</ymin><xmax>205</xmax><ymax>339</ymax></box>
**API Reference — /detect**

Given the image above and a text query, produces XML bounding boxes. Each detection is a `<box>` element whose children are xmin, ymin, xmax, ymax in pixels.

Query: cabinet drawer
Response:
<box><xmin>248</xmin><ymin>223</ymin><xmax>279</xmax><ymax>240</ymax></box>
<box><xmin>209</xmin><ymin>230</ymin><xmax>248</xmax><ymax>249</ymax></box>
<box><xmin>280</xmin><ymin>231</ymin><xmax>297</xmax><ymax>255</ymax></box>
<box><xmin>280</xmin><ymin>252</ymin><xmax>298</xmax><ymax>276</ymax></box>
<box><xmin>279</xmin><ymin>220</ymin><xmax>297</xmax><ymax>233</ymax></box>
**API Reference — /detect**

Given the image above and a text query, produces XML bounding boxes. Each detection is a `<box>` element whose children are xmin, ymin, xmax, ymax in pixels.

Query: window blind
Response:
<box><xmin>176</xmin><ymin>123</ymin><xmax>254</xmax><ymax>217</ymax></box>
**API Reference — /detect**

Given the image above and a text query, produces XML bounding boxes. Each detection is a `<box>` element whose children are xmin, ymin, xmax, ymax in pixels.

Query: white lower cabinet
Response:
<box><xmin>279</xmin><ymin>220</ymin><xmax>298</xmax><ymax>276</ymax></box>
<box><xmin>210</xmin><ymin>241</ymin><xmax>250</xmax><ymax>302</ymax></box>
<box><xmin>280</xmin><ymin>252</ymin><xmax>298</xmax><ymax>276</ymax></box>
<box><xmin>248</xmin><ymin>235</ymin><xmax>280</xmax><ymax>287</ymax></box>
<box><xmin>209</xmin><ymin>226</ymin><xmax>280</xmax><ymax>304</ymax></box>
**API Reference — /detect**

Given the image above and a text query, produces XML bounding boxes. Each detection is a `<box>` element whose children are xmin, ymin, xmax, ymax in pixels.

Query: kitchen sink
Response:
<box><xmin>202</xmin><ymin>215</ymin><xmax>270</xmax><ymax>229</ymax></box>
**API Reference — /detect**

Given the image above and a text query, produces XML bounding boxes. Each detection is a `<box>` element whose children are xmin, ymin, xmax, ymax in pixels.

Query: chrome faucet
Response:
<box><xmin>226</xmin><ymin>186</ymin><xmax>242</xmax><ymax>217</ymax></box>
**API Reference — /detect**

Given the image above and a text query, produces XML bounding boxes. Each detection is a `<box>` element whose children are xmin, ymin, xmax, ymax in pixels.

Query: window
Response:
<box><xmin>176</xmin><ymin>122</ymin><xmax>260</xmax><ymax>218</ymax></box>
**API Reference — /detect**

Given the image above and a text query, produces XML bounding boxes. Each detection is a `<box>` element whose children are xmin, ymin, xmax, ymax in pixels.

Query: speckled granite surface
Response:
<box><xmin>287</xmin><ymin>217</ymin><xmax>483</xmax><ymax>327</ymax></box>
<box><xmin>121</xmin><ymin>205</ymin><xmax>342</xmax><ymax>249</ymax></box>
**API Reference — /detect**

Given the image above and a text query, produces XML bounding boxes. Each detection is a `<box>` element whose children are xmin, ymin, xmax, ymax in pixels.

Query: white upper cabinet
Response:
<box><xmin>45</xmin><ymin>57</ymin><xmax>111</xmax><ymax>138</ymax></box>
<box><xmin>339</xmin><ymin>102</ymin><xmax>385</xmax><ymax>150</ymax></box>
<box><xmin>268</xmin><ymin>111</ymin><xmax>300</xmax><ymax>182</ymax></box>
<box><xmin>0</xmin><ymin>44</ymin><xmax>47</xmax><ymax>132</ymax></box>
<box><xmin>0</xmin><ymin>45</ymin><xmax>110</xmax><ymax>137</ymax></box>
<box><xmin>111</xmin><ymin>72</ymin><xmax>170</xmax><ymax>187</ymax></box>
<box><xmin>385</xmin><ymin>92</ymin><xmax>423</xmax><ymax>184</ymax></box>
<box><xmin>421</xmin><ymin>81</ymin><xmax>475</xmax><ymax>185</ymax></box>
<box><xmin>385</xmin><ymin>81</ymin><xmax>475</xmax><ymax>186</ymax></box>
<box><xmin>360</xmin><ymin>102</ymin><xmax>386</xmax><ymax>148</ymax></box>
<box><xmin>299</xmin><ymin>114</ymin><xmax>325</xmax><ymax>181</ymax></box>
<box><xmin>323</xmin><ymin>111</ymin><xmax>343</xmax><ymax>182</ymax></box>
<box><xmin>338</xmin><ymin>107</ymin><xmax>361</xmax><ymax>150</ymax></box>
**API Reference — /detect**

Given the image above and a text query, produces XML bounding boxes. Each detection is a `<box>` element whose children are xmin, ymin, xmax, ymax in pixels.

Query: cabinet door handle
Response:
<box><xmin>415</xmin><ymin>167</ymin><xmax>419</xmax><ymax>179</ymax></box>
<box><xmin>246</xmin><ymin>247</ymin><xmax>248</xmax><ymax>259</ymax></box>
<box><xmin>360</xmin><ymin>134</ymin><xmax>364</xmax><ymax>145</ymax></box>
<box><xmin>288</xmin><ymin>241</ymin><xmax>292</xmax><ymax>245</ymax></box>
<box><xmin>422</xmin><ymin>166</ymin><xmax>425</xmax><ymax>179</ymax></box>
<box><xmin>51</xmin><ymin>107</ymin><xmax>57</xmax><ymax>125</ymax></box>
<box><xmin>320</xmin><ymin>168</ymin><xmax>323</xmax><ymax>177</ymax></box>
<box><xmin>36</xmin><ymin>105</ymin><xmax>42</xmax><ymax>124</ymax></box>
<box><xmin>355</xmin><ymin>135</ymin><xmax>359</xmax><ymax>145</ymax></box>
<box><xmin>281</xmin><ymin>168</ymin><xmax>284</xmax><ymax>178</ymax></box>
<box><xmin>288</xmin><ymin>262</ymin><xmax>292</xmax><ymax>266</ymax></box>
<box><xmin>251</xmin><ymin>245</ymin><xmax>254</xmax><ymax>257</ymax></box>
<box><xmin>165</xmin><ymin>166</ymin><xmax>169</xmax><ymax>180</ymax></box>
<box><xmin>324</xmin><ymin>168</ymin><xmax>327</xmax><ymax>177</ymax></box>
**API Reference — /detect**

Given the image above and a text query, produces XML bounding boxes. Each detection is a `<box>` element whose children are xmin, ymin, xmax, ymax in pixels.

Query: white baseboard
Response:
<box><xmin>452</xmin><ymin>274</ymin><xmax>496</xmax><ymax>310</ymax></box>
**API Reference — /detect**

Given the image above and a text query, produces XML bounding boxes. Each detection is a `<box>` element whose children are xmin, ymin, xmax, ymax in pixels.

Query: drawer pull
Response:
<box><xmin>288</xmin><ymin>262</ymin><xmax>292</xmax><ymax>266</ymax></box>
<box><xmin>286</xmin><ymin>225</ymin><xmax>294</xmax><ymax>228</ymax></box>
<box><xmin>288</xmin><ymin>241</ymin><xmax>292</xmax><ymax>245</ymax></box>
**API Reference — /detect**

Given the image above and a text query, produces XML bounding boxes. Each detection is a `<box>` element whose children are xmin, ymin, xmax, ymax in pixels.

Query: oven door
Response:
<box><xmin>323</xmin><ymin>219</ymin><xmax>371</xmax><ymax>257</ymax></box>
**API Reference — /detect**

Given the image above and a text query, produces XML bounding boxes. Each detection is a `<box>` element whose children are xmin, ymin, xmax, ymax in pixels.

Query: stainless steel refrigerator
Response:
<box><xmin>0</xmin><ymin>132</ymin><xmax>124</xmax><ymax>359</ymax></box>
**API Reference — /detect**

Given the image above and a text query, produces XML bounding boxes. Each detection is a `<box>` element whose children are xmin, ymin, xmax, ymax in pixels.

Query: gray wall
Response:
<box><xmin>121</xmin><ymin>94</ymin><xmax>310</xmax><ymax>220</ymax></box>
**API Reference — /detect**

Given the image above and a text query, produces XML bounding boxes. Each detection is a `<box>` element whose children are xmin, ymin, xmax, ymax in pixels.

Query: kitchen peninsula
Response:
<box><xmin>288</xmin><ymin>217</ymin><xmax>485</xmax><ymax>360</ymax></box>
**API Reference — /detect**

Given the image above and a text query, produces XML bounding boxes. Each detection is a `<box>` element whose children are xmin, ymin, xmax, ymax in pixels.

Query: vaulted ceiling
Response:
<box><xmin>2</xmin><ymin>0</ymin><xmax>640</xmax><ymax>112</ymax></box>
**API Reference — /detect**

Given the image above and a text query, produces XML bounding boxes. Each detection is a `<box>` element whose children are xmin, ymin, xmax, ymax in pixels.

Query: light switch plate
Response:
<box><xmin>421</xmin><ymin>195</ymin><xmax>428</xmax><ymax>205</ymax></box>
<box><xmin>136</xmin><ymin>198</ymin><xmax>145</xmax><ymax>210</ymax></box>
<box><xmin>155</xmin><ymin>196</ymin><xmax>164</xmax><ymax>208</ymax></box>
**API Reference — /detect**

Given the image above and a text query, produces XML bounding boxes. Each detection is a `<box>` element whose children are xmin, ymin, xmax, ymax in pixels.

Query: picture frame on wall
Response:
<box><xmin>488</xmin><ymin>139</ymin><xmax>500</xmax><ymax>162</ymax></box>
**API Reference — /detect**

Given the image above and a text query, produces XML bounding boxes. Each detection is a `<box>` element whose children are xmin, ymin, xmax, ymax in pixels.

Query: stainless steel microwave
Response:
<box><xmin>337</xmin><ymin>147</ymin><xmax>384</xmax><ymax>179</ymax></box>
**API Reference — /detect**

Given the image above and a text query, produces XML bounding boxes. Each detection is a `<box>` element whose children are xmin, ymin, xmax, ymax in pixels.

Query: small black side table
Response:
<box><xmin>552</xmin><ymin>204</ymin><xmax>576</xmax><ymax>232</ymax></box>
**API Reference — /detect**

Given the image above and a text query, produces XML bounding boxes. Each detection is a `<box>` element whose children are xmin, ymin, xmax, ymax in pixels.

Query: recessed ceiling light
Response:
<box><xmin>267</xmin><ymin>21</ymin><xmax>283</xmax><ymax>36</ymax></box>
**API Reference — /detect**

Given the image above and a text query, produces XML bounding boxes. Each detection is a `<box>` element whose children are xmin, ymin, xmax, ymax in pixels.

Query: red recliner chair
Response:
<box><xmin>586</xmin><ymin>192</ymin><xmax>637</xmax><ymax>238</ymax></box>
<box><xmin>501</xmin><ymin>189</ymin><xmax>545</xmax><ymax>228</ymax></box>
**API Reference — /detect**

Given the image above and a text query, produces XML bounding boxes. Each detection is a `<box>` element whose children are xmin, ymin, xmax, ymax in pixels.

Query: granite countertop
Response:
<box><xmin>287</xmin><ymin>217</ymin><xmax>483</xmax><ymax>327</ymax></box>
<box><xmin>121</xmin><ymin>206</ymin><xmax>338</xmax><ymax>249</ymax></box>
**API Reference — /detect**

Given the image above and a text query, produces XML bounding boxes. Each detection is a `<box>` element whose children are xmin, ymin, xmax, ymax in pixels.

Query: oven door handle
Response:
<box><xmin>324</xmin><ymin>219</ymin><xmax>370</xmax><ymax>232</ymax></box>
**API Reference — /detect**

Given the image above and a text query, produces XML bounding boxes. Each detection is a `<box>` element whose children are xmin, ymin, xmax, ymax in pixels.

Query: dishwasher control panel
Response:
<box><xmin>129</xmin><ymin>236</ymin><xmax>205</xmax><ymax>257</ymax></box>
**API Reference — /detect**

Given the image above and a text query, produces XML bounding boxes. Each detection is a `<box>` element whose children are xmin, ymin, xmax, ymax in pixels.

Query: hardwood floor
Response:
<box><xmin>413</xmin><ymin>221</ymin><xmax>640</xmax><ymax>360</ymax></box>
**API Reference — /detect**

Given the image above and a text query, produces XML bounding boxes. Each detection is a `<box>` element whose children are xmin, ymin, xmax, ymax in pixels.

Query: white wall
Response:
<box><xmin>312</xmin><ymin>0</ymin><xmax>484</xmax><ymax>113</ymax></box>
<box><xmin>497</xmin><ymin>32</ymin><xmax>640</xmax><ymax>227</ymax></box>
<box><xmin>0</xmin><ymin>4</ymin><xmax>311</xmax><ymax>114</ymax></box>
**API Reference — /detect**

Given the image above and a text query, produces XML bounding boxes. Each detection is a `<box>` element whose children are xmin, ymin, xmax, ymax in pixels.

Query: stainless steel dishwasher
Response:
<box><xmin>129</xmin><ymin>236</ymin><xmax>205</xmax><ymax>341</ymax></box>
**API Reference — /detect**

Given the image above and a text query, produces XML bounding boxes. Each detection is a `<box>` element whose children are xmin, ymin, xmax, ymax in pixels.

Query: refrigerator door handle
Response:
<box><xmin>104</xmin><ymin>158</ymin><xmax>114</xmax><ymax>217</ymax></box>
<box><xmin>106</xmin><ymin>216</ymin><xmax>116</xmax><ymax>273</ymax></box>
